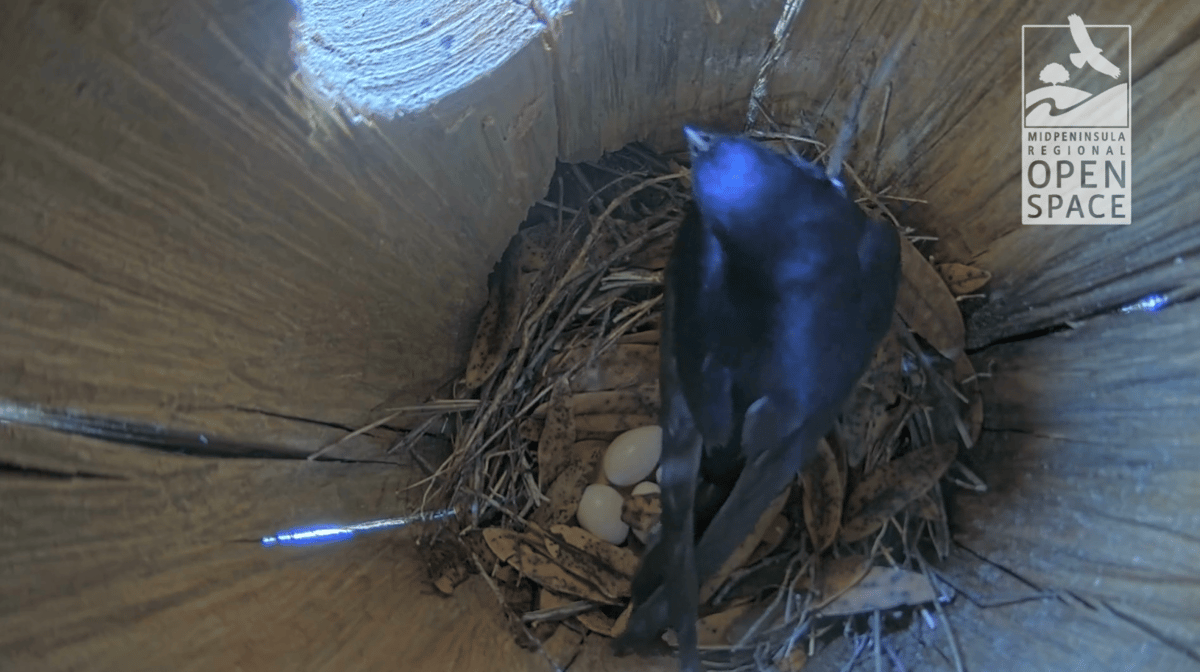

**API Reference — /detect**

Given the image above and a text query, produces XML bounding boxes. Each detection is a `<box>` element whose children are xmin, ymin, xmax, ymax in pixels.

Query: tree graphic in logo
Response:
<box><xmin>1038</xmin><ymin>63</ymin><xmax>1069</xmax><ymax>87</ymax></box>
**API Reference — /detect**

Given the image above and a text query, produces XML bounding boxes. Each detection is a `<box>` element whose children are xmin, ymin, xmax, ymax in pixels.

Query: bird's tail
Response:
<box><xmin>1070</xmin><ymin>52</ymin><xmax>1088</xmax><ymax>69</ymax></box>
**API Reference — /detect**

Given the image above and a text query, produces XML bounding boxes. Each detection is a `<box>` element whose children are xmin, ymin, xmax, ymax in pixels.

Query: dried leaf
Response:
<box><xmin>700</xmin><ymin>487</ymin><xmax>791</xmax><ymax>602</ymax></box>
<box><xmin>896</xmin><ymin>235</ymin><xmax>966</xmax><ymax>360</ymax></box>
<box><xmin>542</xmin><ymin>623</ymin><xmax>585</xmax><ymax>669</ymax></box>
<box><xmin>626</xmin><ymin>235</ymin><xmax>675</xmax><ymax>270</ymax></box>
<box><xmin>910</xmin><ymin>492</ymin><xmax>943</xmax><ymax>522</ymax></box>
<box><xmin>567</xmin><ymin>383</ymin><xmax>659</xmax><ymax>416</ymax></box>
<box><xmin>719</xmin><ymin>602</ymin><xmax>773</xmax><ymax>645</ymax></box>
<box><xmin>797</xmin><ymin>555</ymin><xmax>872</xmax><ymax>610</ymax></box>
<box><xmin>801</xmin><ymin>438</ymin><xmax>843</xmax><ymax>552</ymax></box>
<box><xmin>557</xmin><ymin>344</ymin><xmax>659</xmax><ymax>393</ymax></box>
<box><xmin>519</xmin><ymin>417</ymin><xmax>544</xmax><ymax>442</ymax></box>
<box><xmin>538</xmin><ymin>378</ymin><xmax>576</xmax><ymax>488</ymax></box>
<box><xmin>837</xmin><ymin>317</ymin><xmax>906</xmax><ymax>467</ymax></box>
<box><xmin>482</xmin><ymin>529</ymin><xmax>619</xmax><ymax>604</ymax></box>
<box><xmin>590</xmin><ymin>231</ymin><xmax>621</xmax><ymax>266</ymax></box>
<box><xmin>816</xmin><ymin>566</ymin><xmax>936</xmax><ymax>616</ymax></box>
<box><xmin>619</xmin><ymin>329</ymin><xmax>661</xmax><ymax>345</ymax></box>
<box><xmin>421</xmin><ymin>537</ymin><xmax>475</xmax><ymax>597</ymax></box>
<box><xmin>577</xmin><ymin>609</ymin><xmax>616</xmax><ymax>636</ymax></box>
<box><xmin>546</xmin><ymin>344</ymin><xmax>588</xmax><ymax>375</ymax></box>
<box><xmin>547</xmin><ymin>584</ymin><xmax>616</xmax><ymax>637</ymax></box>
<box><xmin>520</xmin><ymin>542</ymin><xmax>621</xmax><ymax>604</ymax></box>
<box><xmin>483</xmin><ymin>527</ymin><xmax>522</xmax><ymax>564</ymax></box>
<box><xmin>538</xmin><ymin>589</ymin><xmax>604</xmax><ymax>641</ymax></box>
<box><xmin>516</xmin><ymin>221</ymin><xmax>556</xmax><ymax>271</ymax></box>
<box><xmin>575</xmin><ymin>413</ymin><xmax>659</xmax><ymax>441</ymax></box>
<box><xmin>930</xmin><ymin>492</ymin><xmax>952</xmax><ymax>561</ymax></box>
<box><xmin>911</xmin><ymin>486</ymin><xmax>951</xmax><ymax>561</ymax></box>
<box><xmin>538</xmin><ymin>588</ymin><xmax>576</xmax><ymax>612</ymax></box>
<box><xmin>712</xmin><ymin>591</ymin><xmax>805</xmax><ymax>647</ymax></box>
<box><xmin>549</xmin><ymin>524</ymin><xmax>640</xmax><ymax>578</ymax></box>
<box><xmin>539</xmin><ymin>529</ymin><xmax>634</xmax><ymax>601</ymax></box>
<box><xmin>494</xmin><ymin>565</ymin><xmax>519</xmax><ymax>586</ymax></box>
<box><xmin>433</xmin><ymin>574</ymin><xmax>458</xmax><ymax>595</ymax></box>
<box><xmin>463</xmin><ymin>275</ymin><xmax>507</xmax><ymax>389</ymax></box>
<box><xmin>954</xmin><ymin>354</ymin><xmax>984</xmax><ymax>446</ymax></box>
<box><xmin>610</xmin><ymin>601</ymin><xmax>634</xmax><ymax>638</ymax></box>
<box><xmin>531</xmin><ymin>461</ymin><xmax>590</xmax><ymax>528</ymax></box>
<box><xmin>936</xmin><ymin>262</ymin><xmax>992</xmax><ymax>295</ymax></box>
<box><xmin>841</xmin><ymin>441</ymin><xmax>958</xmax><ymax>543</ymax></box>
<box><xmin>464</xmin><ymin>227</ymin><xmax>549</xmax><ymax>388</ymax></box>
<box><xmin>696</xmin><ymin>601</ymin><xmax>756</xmax><ymax>647</ymax></box>
<box><xmin>865</xmin><ymin>317</ymin><xmax>906</xmax><ymax>391</ymax></box>
<box><xmin>746</xmin><ymin>509</ymin><xmax>790</xmax><ymax>566</ymax></box>
<box><xmin>776</xmin><ymin>647</ymin><xmax>808</xmax><ymax>672</ymax></box>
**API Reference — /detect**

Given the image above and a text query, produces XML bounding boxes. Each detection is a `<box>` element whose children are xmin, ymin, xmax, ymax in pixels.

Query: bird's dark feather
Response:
<box><xmin>612</xmin><ymin>129</ymin><xmax>900</xmax><ymax>672</ymax></box>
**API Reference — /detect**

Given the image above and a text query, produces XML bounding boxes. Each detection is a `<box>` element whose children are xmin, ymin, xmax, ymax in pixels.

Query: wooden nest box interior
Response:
<box><xmin>2</xmin><ymin>0</ymin><xmax>1198</xmax><ymax>670</ymax></box>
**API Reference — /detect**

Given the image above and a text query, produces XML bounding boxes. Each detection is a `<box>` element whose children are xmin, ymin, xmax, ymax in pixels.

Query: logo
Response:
<box><xmin>1022</xmin><ymin>15</ymin><xmax>1131</xmax><ymax>224</ymax></box>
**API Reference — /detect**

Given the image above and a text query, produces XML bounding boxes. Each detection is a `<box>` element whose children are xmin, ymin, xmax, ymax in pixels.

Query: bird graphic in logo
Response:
<box><xmin>1067</xmin><ymin>14</ymin><xmax>1121</xmax><ymax>78</ymax></box>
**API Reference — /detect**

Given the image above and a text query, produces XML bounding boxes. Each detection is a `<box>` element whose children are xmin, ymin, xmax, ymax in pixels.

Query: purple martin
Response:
<box><xmin>612</xmin><ymin>127</ymin><xmax>901</xmax><ymax>671</ymax></box>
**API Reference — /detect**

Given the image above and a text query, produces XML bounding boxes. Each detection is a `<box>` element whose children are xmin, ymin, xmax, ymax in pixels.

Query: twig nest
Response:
<box><xmin>431</xmin><ymin>138</ymin><xmax>986</xmax><ymax>670</ymax></box>
<box><xmin>602</xmin><ymin>425</ymin><xmax>662</xmax><ymax>486</ymax></box>
<box><xmin>577</xmin><ymin>483</ymin><xmax>629</xmax><ymax>544</ymax></box>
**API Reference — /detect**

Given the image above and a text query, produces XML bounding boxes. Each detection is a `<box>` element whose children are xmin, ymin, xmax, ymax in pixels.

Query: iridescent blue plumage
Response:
<box><xmin>613</xmin><ymin>128</ymin><xmax>900</xmax><ymax>671</ymax></box>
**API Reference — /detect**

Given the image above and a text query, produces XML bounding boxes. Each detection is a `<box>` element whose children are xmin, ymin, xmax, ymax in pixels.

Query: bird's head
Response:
<box><xmin>684</xmin><ymin>126</ymin><xmax>838</xmax><ymax>234</ymax></box>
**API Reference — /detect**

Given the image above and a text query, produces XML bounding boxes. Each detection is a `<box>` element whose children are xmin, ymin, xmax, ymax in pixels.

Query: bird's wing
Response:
<box><xmin>645</xmin><ymin>339</ymin><xmax>703</xmax><ymax>671</ymax></box>
<box><xmin>858</xmin><ymin>219</ymin><xmax>902</xmax><ymax>337</ymax></box>
<box><xmin>669</xmin><ymin>209</ymin><xmax>737</xmax><ymax>448</ymax></box>
<box><xmin>692</xmin><ymin>396</ymin><xmax>826</xmax><ymax>581</ymax></box>
<box><xmin>614</xmin><ymin>394</ymin><xmax>703</xmax><ymax>669</ymax></box>
<box><xmin>1067</xmin><ymin>15</ymin><xmax>1122</xmax><ymax>78</ymax></box>
<box><xmin>1090</xmin><ymin>54</ymin><xmax>1121</xmax><ymax>78</ymax></box>
<box><xmin>614</xmin><ymin>215</ymin><xmax>704</xmax><ymax>671</ymax></box>
<box><xmin>1067</xmin><ymin>14</ymin><xmax>1096</xmax><ymax>53</ymax></box>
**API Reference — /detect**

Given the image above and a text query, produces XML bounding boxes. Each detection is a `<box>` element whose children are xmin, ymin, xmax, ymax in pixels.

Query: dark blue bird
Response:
<box><xmin>612</xmin><ymin>127</ymin><xmax>901</xmax><ymax>671</ymax></box>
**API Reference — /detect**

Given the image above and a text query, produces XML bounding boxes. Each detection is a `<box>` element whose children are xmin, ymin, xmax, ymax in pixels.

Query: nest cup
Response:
<box><xmin>2</xmin><ymin>2</ymin><xmax>1197</xmax><ymax>671</ymax></box>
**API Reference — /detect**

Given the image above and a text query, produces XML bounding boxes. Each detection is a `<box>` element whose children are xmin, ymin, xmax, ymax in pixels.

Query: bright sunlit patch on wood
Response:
<box><xmin>289</xmin><ymin>0</ymin><xmax>569</xmax><ymax>120</ymax></box>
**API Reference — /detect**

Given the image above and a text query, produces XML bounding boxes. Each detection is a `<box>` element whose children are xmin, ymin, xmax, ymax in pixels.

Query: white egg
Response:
<box><xmin>629</xmin><ymin>481</ymin><xmax>661</xmax><ymax>543</ymax></box>
<box><xmin>603</xmin><ymin>425</ymin><xmax>663</xmax><ymax>487</ymax></box>
<box><xmin>577</xmin><ymin>483</ymin><xmax>628</xmax><ymax>545</ymax></box>
<box><xmin>631</xmin><ymin>481</ymin><xmax>661</xmax><ymax>496</ymax></box>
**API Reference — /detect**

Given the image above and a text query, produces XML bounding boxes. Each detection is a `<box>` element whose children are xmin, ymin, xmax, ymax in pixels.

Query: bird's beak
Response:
<box><xmin>684</xmin><ymin>126</ymin><xmax>712</xmax><ymax>158</ymax></box>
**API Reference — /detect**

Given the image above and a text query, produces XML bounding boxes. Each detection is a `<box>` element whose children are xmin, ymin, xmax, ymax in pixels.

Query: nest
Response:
<box><xmin>389</xmin><ymin>124</ymin><xmax>991</xmax><ymax>671</ymax></box>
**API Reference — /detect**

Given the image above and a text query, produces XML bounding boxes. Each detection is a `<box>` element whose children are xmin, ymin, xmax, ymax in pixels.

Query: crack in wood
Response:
<box><xmin>967</xmin><ymin>275</ymin><xmax>1200</xmax><ymax>351</ymax></box>
<box><xmin>0</xmin><ymin>400</ymin><xmax>309</xmax><ymax>460</ymax></box>
<box><xmin>0</xmin><ymin>461</ymin><xmax>127</xmax><ymax>481</ymax></box>
<box><xmin>229</xmin><ymin>405</ymin><xmax>366</xmax><ymax>433</ymax></box>
<box><xmin>1102</xmin><ymin>600</ymin><xmax>1200</xmax><ymax>664</ymax></box>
